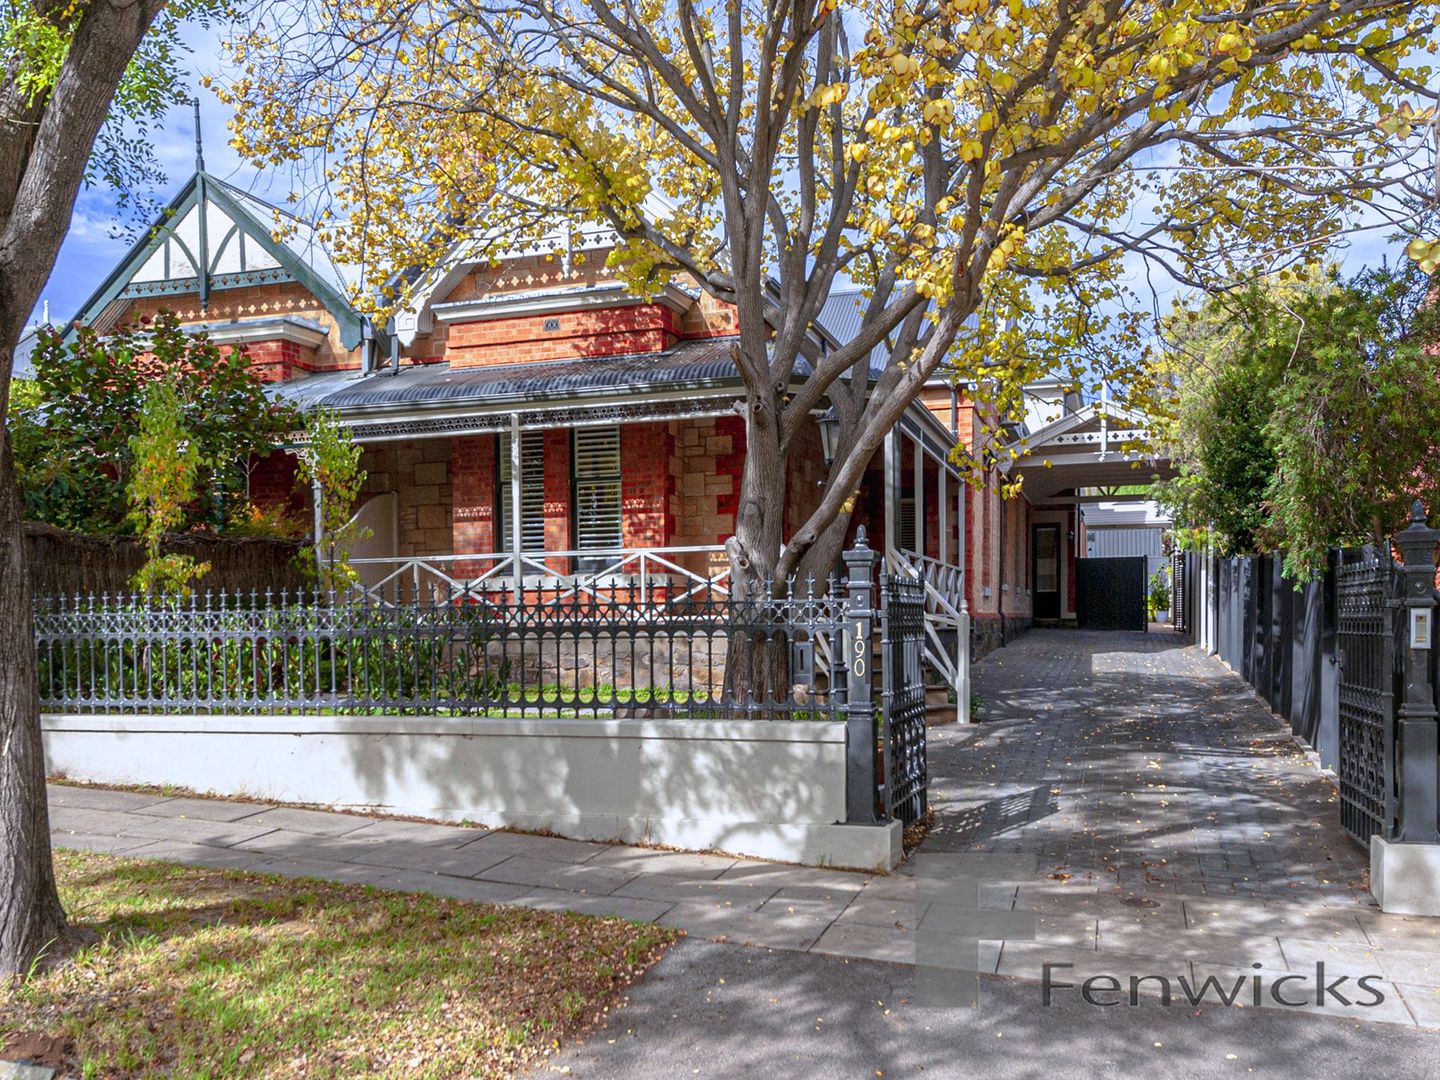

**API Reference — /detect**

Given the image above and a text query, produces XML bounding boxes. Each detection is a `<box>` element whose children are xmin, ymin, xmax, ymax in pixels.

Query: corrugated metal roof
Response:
<box><xmin>815</xmin><ymin>290</ymin><xmax>980</xmax><ymax>378</ymax></box>
<box><xmin>270</xmin><ymin>336</ymin><xmax>743</xmax><ymax>412</ymax></box>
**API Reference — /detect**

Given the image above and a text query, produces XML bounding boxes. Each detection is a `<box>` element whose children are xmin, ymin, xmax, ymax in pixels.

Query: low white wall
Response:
<box><xmin>42</xmin><ymin>714</ymin><xmax>901</xmax><ymax>870</ymax></box>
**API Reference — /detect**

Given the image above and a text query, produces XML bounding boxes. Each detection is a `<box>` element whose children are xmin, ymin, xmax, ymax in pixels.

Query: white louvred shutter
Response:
<box><xmin>573</xmin><ymin>427</ymin><xmax>622</xmax><ymax>553</ymax></box>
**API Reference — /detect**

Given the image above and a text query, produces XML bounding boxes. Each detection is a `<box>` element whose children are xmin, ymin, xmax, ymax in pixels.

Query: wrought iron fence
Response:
<box><xmin>34</xmin><ymin>582</ymin><xmax>847</xmax><ymax>722</ymax></box>
<box><xmin>881</xmin><ymin>572</ymin><xmax>928</xmax><ymax>824</ymax></box>
<box><xmin>1206</xmin><ymin>516</ymin><xmax>1440</xmax><ymax>847</ymax></box>
<box><xmin>1335</xmin><ymin>545</ymin><xmax>1400</xmax><ymax>844</ymax></box>
<box><xmin>35</xmin><ymin>530</ymin><xmax>935</xmax><ymax>828</ymax></box>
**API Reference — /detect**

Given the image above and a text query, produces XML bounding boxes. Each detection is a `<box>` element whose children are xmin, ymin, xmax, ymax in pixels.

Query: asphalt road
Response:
<box><xmin>546</xmin><ymin>939</ymin><xmax>1440</xmax><ymax>1080</ymax></box>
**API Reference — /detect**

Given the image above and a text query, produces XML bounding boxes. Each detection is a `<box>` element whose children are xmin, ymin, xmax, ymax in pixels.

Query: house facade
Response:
<box><xmin>66</xmin><ymin>170</ymin><xmax>972</xmax><ymax>651</ymax></box>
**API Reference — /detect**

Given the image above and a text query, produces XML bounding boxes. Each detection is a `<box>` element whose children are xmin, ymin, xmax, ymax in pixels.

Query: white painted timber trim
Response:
<box><xmin>197</xmin><ymin>317</ymin><xmax>330</xmax><ymax>349</ymax></box>
<box><xmin>431</xmin><ymin>284</ymin><xmax>694</xmax><ymax>324</ymax></box>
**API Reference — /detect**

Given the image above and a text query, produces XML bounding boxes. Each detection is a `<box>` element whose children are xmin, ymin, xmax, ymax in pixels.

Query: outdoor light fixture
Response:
<box><xmin>817</xmin><ymin>407</ymin><xmax>840</xmax><ymax>468</ymax></box>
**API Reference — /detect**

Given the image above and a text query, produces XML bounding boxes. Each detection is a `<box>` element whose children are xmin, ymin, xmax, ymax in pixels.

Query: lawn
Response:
<box><xmin>1</xmin><ymin>850</ymin><xmax>675</xmax><ymax>1078</ymax></box>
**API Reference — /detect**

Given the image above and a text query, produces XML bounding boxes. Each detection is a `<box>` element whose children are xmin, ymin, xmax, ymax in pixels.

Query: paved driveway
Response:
<box><xmin>935</xmin><ymin>628</ymin><xmax>1367</xmax><ymax>904</ymax></box>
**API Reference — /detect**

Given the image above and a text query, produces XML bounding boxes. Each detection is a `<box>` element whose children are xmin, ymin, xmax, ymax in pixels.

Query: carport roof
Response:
<box><xmin>1000</xmin><ymin>402</ymin><xmax>1173</xmax><ymax>502</ymax></box>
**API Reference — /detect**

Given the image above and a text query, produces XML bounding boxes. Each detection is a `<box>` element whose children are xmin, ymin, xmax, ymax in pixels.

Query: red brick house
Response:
<box><xmin>67</xmin><ymin>169</ymin><xmax>977</xmax><ymax>654</ymax></box>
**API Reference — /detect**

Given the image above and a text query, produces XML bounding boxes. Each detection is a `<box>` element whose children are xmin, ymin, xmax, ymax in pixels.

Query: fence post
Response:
<box><xmin>843</xmin><ymin>527</ymin><xmax>880</xmax><ymax>824</ymax></box>
<box><xmin>1392</xmin><ymin>502</ymin><xmax>1440</xmax><ymax>844</ymax></box>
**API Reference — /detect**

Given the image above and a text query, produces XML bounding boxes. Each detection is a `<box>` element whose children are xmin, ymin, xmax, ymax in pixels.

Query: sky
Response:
<box><xmin>24</xmin><ymin>18</ymin><xmax>1420</xmax><ymax>369</ymax></box>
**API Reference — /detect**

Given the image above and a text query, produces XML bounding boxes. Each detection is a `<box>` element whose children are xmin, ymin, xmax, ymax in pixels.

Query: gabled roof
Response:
<box><xmin>65</xmin><ymin>172</ymin><xmax>370</xmax><ymax>350</ymax></box>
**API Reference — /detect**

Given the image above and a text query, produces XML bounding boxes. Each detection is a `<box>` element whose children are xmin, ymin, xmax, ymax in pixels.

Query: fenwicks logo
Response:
<box><xmin>1042</xmin><ymin>962</ymin><xmax>1387</xmax><ymax>1009</ymax></box>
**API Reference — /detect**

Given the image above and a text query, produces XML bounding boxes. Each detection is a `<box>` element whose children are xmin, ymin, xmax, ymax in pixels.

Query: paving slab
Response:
<box><xmin>344</xmin><ymin>838</ymin><xmax>514</xmax><ymax>878</ymax></box>
<box><xmin>46</xmin><ymin>784</ymin><xmax>170</xmax><ymax>812</ymax></box>
<box><xmin>585</xmin><ymin>846</ymin><xmax>737</xmax><ymax>879</ymax></box>
<box><xmin>50</xmin><ymin>831</ymin><xmax>165</xmax><ymax>856</ymax></box>
<box><xmin>1182</xmin><ymin>898</ymin><xmax>1371</xmax><ymax>943</ymax></box>
<box><xmin>113</xmin><ymin>816</ymin><xmax>277</xmax><ymax>849</ymax></box>
<box><xmin>510</xmin><ymin>889</ymin><xmax>674</xmax><ymax>922</ymax></box>
<box><xmin>371</xmin><ymin>870</ymin><xmax>532</xmax><ymax>904</ymax></box>
<box><xmin>476</xmin><ymin>855</ymin><xmax>635</xmax><ymax>895</ymax></box>
<box><xmin>1188</xmin><ymin>961</ymin><xmax>1414</xmax><ymax>1026</ymax></box>
<box><xmin>809</xmin><ymin>920</ymin><xmax>916</xmax><ymax>964</ymax></box>
<box><xmin>459</xmin><ymin>830</ymin><xmax>608</xmax><ymax>864</ymax></box>
<box><xmin>659</xmin><ymin>903</ymin><xmax>833</xmax><ymax>950</ymax></box>
<box><xmin>48</xmin><ymin>806</ymin><xmax>131</xmax><ymax>835</ymax></box>
<box><xmin>1399</xmin><ymin>983</ymin><xmax>1440</xmax><ymax>1029</ymax></box>
<box><xmin>1280</xmin><ymin>937</ymin><xmax>1440</xmax><ymax>986</ymax></box>
<box><xmin>337</xmin><ymin>819</ymin><xmax>486</xmax><ymax>848</ymax></box>
<box><xmin>128</xmin><ymin>796</ymin><xmax>274</xmax><ymax>822</ymax></box>
<box><xmin>239</xmin><ymin>807</ymin><xmax>376</xmax><ymax>836</ymax></box>
<box><xmin>611</xmin><ymin>872</ymin><xmax>775</xmax><ymax>910</ymax></box>
<box><xmin>1357</xmin><ymin>910</ymin><xmax>1440</xmax><ymax>952</ymax></box>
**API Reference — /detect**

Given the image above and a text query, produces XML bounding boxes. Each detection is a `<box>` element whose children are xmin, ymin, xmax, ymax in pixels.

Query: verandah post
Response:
<box><xmin>843</xmin><ymin>527</ymin><xmax>880</xmax><ymax>824</ymax></box>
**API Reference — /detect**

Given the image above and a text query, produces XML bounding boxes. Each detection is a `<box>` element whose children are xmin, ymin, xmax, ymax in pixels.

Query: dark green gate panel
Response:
<box><xmin>1075</xmin><ymin>557</ymin><xmax>1147</xmax><ymax>631</ymax></box>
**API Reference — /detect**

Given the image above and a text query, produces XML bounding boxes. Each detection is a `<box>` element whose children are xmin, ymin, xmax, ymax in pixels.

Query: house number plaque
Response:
<box><xmin>1411</xmin><ymin>607</ymin><xmax>1432</xmax><ymax>651</ymax></box>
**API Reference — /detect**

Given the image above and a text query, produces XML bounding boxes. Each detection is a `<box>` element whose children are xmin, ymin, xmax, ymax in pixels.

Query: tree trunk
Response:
<box><xmin>723</xmin><ymin>405</ymin><xmax>791</xmax><ymax>704</ymax></box>
<box><xmin>0</xmin><ymin>419</ymin><xmax>65</xmax><ymax>975</ymax></box>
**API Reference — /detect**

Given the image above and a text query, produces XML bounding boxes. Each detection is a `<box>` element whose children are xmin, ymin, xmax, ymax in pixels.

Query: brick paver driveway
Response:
<box><xmin>925</xmin><ymin>628</ymin><xmax>1369</xmax><ymax>905</ymax></box>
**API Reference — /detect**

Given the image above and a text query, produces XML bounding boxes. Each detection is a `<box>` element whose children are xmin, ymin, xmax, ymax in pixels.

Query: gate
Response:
<box><xmin>1075</xmin><ymin>556</ymin><xmax>1147</xmax><ymax>630</ymax></box>
<box><xmin>1335</xmin><ymin>546</ymin><xmax>1399</xmax><ymax>843</ymax></box>
<box><xmin>881</xmin><ymin>571</ymin><xmax>928</xmax><ymax>824</ymax></box>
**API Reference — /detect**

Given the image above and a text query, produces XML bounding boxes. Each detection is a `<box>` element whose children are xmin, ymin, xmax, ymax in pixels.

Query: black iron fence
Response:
<box><xmin>34</xmin><ymin>529</ymin><xmax>929</xmax><ymax>826</ymax></box>
<box><xmin>1203</xmin><ymin>504</ymin><xmax>1440</xmax><ymax>847</ymax></box>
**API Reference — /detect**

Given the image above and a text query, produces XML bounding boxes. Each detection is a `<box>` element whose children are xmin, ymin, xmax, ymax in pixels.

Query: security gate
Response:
<box><xmin>1335</xmin><ymin>546</ymin><xmax>1399</xmax><ymax>843</ymax></box>
<box><xmin>881</xmin><ymin>572</ymin><xmax>928</xmax><ymax>824</ymax></box>
<box><xmin>1075</xmin><ymin>556</ymin><xmax>1147</xmax><ymax>631</ymax></box>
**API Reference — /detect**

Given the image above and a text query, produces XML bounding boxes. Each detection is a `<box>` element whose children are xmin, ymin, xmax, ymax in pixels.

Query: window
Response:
<box><xmin>573</xmin><ymin>427</ymin><xmax>623</xmax><ymax>556</ymax></box>
<box><xmin>497</xmin><ymin>430</ymin><xmax>546</xmax><ymax>553</ymax></box>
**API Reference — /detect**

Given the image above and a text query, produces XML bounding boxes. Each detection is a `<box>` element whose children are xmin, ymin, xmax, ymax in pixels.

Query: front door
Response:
<box><xmin>1033</xmin><ymin>524</ymin><xmax>1061</xmax><ymax>619</ymax></box>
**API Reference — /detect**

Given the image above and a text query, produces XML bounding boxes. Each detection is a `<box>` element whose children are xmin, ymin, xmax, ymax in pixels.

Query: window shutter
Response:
<box><xmin>573</xmin><ymin>427</ymin><xmax>623</xmax><ymax>553</ymax></box>
<box><xmin>498</xmin><ymin>431</ymin><xmax>546</xmax><ymax>553</ymax></box>
<box><xmin>899</xmin><ymin>497</ymin><xmax>917</xmax><ymax>554</ymax></box>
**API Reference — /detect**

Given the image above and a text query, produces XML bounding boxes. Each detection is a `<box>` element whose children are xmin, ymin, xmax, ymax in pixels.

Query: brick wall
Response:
<box><xmin>445</xmin><ymin>305</ymin><xmax>679</xmax><ymax>369</ymax></box>
<box><xmin>115</xmin><ymin>282</ymin><xmax>355</xmax><ymax>371</ymax></box>
<box><xmin>358</xmin><ymin>439</ymin><xmax>453</xmax><ymax>556</ymax></box>
<box><xmin>671</xmin><ymin>416</ymin><xmax>745</xmax><ymax>549</ymax></box>
<box><xmin>783</xmin><ymin>417</ymin><xmax>826</xmax><ymax>540</ymax></box>
<box><xmin>451</xmin><ymin>435</ymin><xmax>497</xmax><ymax>555</ymax></box>
<box><xmin>248</xmin><ymin>450</ymin><xmax>306</xmax><ymax>514</ymax></box>
<box><xmin>543</xmin><ymin>429</ymin><xmax>572</xmax><ymax>572</ymax></box>
<box><xmin>621</xmin><ymin>423</ymin><xmax>676</xmax><ymax>548</ymax></box>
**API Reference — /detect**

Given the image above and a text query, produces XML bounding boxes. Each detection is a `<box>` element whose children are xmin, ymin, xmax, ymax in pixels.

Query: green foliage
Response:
<box><xmin>1147</xmin><ymin>570</ymin><xmax>1171</xmax><ymax>616</ymax></box>
<box><xmin>2</xmin><ymin>0</ymin><xmax>228</xmax><ymax>227</ymax></box>
<box><xmin>17</xmin><ymin>312</ymin><xmax>297</xmax><ymax>534</ymax></box>
<box><xmin>1149</xmin><ymin>261</ymin><xmax>1440</xmax><ymax>579</ymax></box>
<box><xmin>296</xmin><ymin>409</ymin><xmax>368</xmax><ymax>591</ymax></box>
<box><xmin>125</xmin><ymin>379</ymin><xmax>210</xmax><ymax>596</ymax></box>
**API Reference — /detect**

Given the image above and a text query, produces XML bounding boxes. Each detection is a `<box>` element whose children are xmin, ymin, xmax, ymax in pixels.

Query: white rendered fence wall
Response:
<box><xmin>42</xmin><ymin>713</ymin><xmax>901</xmax><ymax>871</ymax></box>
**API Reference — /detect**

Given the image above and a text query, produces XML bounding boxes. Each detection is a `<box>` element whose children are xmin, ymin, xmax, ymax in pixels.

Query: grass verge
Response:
<box><xmin>1</xmin><ymin>849</ymin><xmax>675</xmax><ymax>1079</ymax></box>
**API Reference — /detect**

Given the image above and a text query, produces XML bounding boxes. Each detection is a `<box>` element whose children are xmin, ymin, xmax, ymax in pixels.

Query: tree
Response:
<box><xmin>221</xmin><ymin>0</ymin><xmax>1434</xmax><ymax>693</ymax></box>
<box><xmin>296</xmin><ymin>409</ymin><xmax>368</xmax><ymax>592</ymax></box>
<box><xmin>127</xmin><ymin>378</ymin><xmax>211</xmax><ymax>596</ymax></box>
<box><xmin>0</xmin><ymin>0</ymin><xmax>209</xmax><ymax>974</ymax></box>
<box><xmin>1148</xmin><ymin>261</ymin><xmax>1440</xmax><ymax>578</ymax></box>
<box><xmin>18</xmin><ymin>312</ymin><xmax>297</xmax><ymax>535</ymax></box>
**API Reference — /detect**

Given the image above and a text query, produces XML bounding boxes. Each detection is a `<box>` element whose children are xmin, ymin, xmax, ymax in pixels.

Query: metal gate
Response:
<box><xmin>1335</xmin><ymin>546</ymin><xmax>1399</xmax><ymax>843</ymax></box>
<box><xmin>881</xmin><ymin>572</ymin><xmax>928</xmax><ymax>824</ymax></box>
<box><xmin>1075</xmin><ymin>556</ymin><xmax>1147</xmax><ymax>630</ymax></box>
